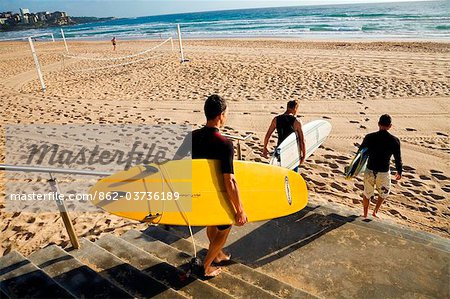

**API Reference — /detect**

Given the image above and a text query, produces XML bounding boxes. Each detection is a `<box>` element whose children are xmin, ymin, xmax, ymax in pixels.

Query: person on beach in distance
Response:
<box><xmin>183</xmin><ymin>94</ymin><xmax>248</xmax><ymax>277</ymax></box>
<box><xmin>111</xmin><ymin>37</ymin><xmax>116</xmax><ymax>51</ymax></box>
<box><xmin>262</xmin><ymin>100</ymin><xmax>306</xmax><ymax>170</ymax></box>
<box><xmin>360</xmin><ymin>114</ymin><xmax>402</xmax><ymax>218</ymax></box>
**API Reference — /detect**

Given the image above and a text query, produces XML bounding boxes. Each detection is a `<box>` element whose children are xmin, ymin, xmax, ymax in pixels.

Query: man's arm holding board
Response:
<box><xmin>222</xmin><ymin>142</ymin><xmax>247</xmax><ymax>226</ymax></box>
<box><xmin>263</xmin><ymin>118</ymin><xmax>276</xmax><ymax>158</ymax></box>
<box><xmin>294</xmin><ymin>120</ymin><xmax>306</xmax><ymax>166</ymax></box>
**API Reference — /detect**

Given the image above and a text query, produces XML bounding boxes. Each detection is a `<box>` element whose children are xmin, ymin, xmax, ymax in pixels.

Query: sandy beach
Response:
<box><xmin>0</xmin><ymin>38</ymin><xmax>449</xmax><ymax>257</ymax></box>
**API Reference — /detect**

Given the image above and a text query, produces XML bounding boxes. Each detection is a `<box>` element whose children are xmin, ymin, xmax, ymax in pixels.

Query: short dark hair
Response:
<box><xmin>287</xmin><ymin>100</ymin><xmax>299</xmax><ymax>110</ymax></box>
<box><xmin>204</xmin><ymin>94</ymin><xmax>227</xmax><ymax>120</ymax></box>
<box><xmin>378</xmin><ymin>114</ymin><xmax>392</xmax><ymax>126</ymax></box>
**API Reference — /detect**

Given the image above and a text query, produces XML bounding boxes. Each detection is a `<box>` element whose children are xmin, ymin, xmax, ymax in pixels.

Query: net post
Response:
<box><xmin>51</xmin><ymin>33</ymin><xmax>55</xmax><ymax>42</ymax></box>
<box><xmin>48</xmin><ymin>173</ymin><xmax>80</xmax><ymax>249</ymax></box>
<box><xmin>177</xmin><ymin>24</ymin><xmax>188</xmax><ymax>63</ymax></box>
<box><xmin>28</xmin><ymin>37</ymin><xmax>46</xmax><ymax>92</ymax></box>
<box><xmin>61</xmin><ymin>28</ymin><xmax>69</xmax><ymax>53</ymax></box>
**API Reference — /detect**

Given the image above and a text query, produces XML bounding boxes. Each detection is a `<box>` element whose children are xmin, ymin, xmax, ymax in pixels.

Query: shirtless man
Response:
<box><xmin>111</xmin><ymin>37</ymin><xmax>116</xmax><ymax>51</ymax></box>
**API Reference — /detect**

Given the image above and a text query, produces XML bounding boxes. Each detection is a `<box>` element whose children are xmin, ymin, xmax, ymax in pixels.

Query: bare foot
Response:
<box><xmin>372</xmin><ymin>213</ymin><xmax>381</xmax><ymax>219</ymax></box>
<box><xmin>204</xmin><ymin>266</ymin><xmax>221</xmax><ymax>277</ymax></box>
<box><xmin>214</xmin><ymin>251</ymin><xmax>231</xmax><ymax>263</ymax></box>
<box><xmin>360</xmin><ymin>214</ymin><xmax>368</xmax><ymax>218</ymax></box>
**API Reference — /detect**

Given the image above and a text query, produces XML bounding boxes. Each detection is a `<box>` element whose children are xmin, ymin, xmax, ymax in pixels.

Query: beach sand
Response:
<box><xmin>0</xmin><ymin>39</ymin><xmax>449</xmax><ymax>256</ymax></box>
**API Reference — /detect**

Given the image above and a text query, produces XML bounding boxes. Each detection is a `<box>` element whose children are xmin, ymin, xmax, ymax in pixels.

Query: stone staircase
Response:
<box><xmin>0</xmin><ymin>226</ymin><xmax>316</xmax><ymax>298</ymax></box>
<box><xmin>1</xmin><ymin>201</ymin><xmax>449</xmax><ymax>298</ymax></box>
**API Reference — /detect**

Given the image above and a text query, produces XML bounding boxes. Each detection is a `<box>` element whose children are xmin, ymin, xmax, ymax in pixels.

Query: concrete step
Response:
<box><xmin>28</xmin><ymin>245</ymin><xmax>133</xmax><ymax>298</ymax></box>
<box><xmin>95</xmin><ymin>233</ymin><xmax>233</xmax><ymax>299</ymax></box>
<box><xmin>164</xmin><ymin>205</ymin><xmax>450</xmax><ymax>298</ymax></box>
<box><xmin>0</xmin><ymin>250</ymin><xmax>75</xmax><ymax>298</ymax></box>
<box><xmin>122</xmin><ymin>229</ymin><xmax>282</xmax><ymax>299</ymax></box>
<box><xmin>143</xmin><ymin>225</ymin><xmax>317</xmax><ymax>299</ymax></box>
<box><xmin>311</xmin><ymin>202</ymin><xmax>450</xmax><ymax>253</ymax></box>
<box><xmin>72</xmin><ymin>237</ymin><xmax>187</xmax><ymax>299</ymax></box>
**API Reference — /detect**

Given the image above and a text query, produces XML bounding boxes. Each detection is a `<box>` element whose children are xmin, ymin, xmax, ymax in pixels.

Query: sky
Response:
<box><xmin>0</xmin><ymin>0</ymin><xmax>435</xmax><ymax>17</ymax></box>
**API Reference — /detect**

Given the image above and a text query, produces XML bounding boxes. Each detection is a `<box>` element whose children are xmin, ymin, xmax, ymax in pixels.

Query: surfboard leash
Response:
<box><xmin>157</xmin><ymin>164</ymin><xmax>198</xmax><ymax>256</ymax></box>
<box><xmin>157</xmin><ymin>163</ymin><xmax>201</xmax><ymax>278</ymax></box>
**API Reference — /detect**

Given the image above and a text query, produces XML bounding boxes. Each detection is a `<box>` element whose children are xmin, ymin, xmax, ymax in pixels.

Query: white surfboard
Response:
<box><xmin>270</xmin><ymin>120</ymin><xmax>332</xmax><ymax>170</ymax></box>
<box><xmin>344</xmin><ymin>148</ymin><xmax>368</xmax><ymax>179</ymax></box>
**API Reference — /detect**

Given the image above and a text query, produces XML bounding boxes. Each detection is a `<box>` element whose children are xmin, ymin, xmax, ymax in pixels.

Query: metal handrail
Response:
<box><xmin>0</xmin><ymin>164</ymin><xmax>112</xmax><ymax>176</ymax></box>
<box><xmin>0</xmin><ymin>163</ymin><xmax>114</xmax><ymax>249</ymax></box>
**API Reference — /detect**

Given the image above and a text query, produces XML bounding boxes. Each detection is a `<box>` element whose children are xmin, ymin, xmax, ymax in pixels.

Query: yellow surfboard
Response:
<box><xmin>89</xmin><ymin>159</ymin><xmax>308</xmax><ymax>225</ymax></box>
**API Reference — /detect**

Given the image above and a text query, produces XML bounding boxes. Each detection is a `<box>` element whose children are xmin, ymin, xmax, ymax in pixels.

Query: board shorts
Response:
<box><xmin>363</xmin><ymin>170</ymin><xmax>391</xmax><ymax>199</ymax></box>
<box><xmin>217</xmin><ymin>225</ymin><xmax>231</xmax><ymax>231</ymax></box>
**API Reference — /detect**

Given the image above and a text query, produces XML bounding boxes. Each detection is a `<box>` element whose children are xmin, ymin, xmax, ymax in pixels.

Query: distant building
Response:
<box><xmin>50</xmin><ymin>11</ymin><xmax>67</xmax><ymax>19</ymax></box>
<box><xmin>0</xmin><ymin>8</ymin><xmax>72</xmax><ymax>29</ymax></box>
<box><xmin>0</xmin><ymin>12</ymin><xmax>12</xmax><ymax>18</ymax></box>
<box><xmin>20</xmin><ymin>8</ymin><xmax>30</xmax><ymax>23</ymax></box>
<box><xmin>28</xmin><ymin>13</ymin><xmax>38</xmax><ymax>24</ymax></box>
<box><xmin>12</xmin><ymin>14</ymin><xmax>21</xmax><ymax>23</ymax></box>
<box><xmin>36</xmin><ymin>11</ymin><xmax>49</xmax><ymax>21</ymax></box>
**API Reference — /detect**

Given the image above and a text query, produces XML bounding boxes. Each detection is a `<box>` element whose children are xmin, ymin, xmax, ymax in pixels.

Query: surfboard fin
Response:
<box><xmin>141</xmin><ymin>213</ymin><xmax>162</xmax><ymax>223</ymax></box>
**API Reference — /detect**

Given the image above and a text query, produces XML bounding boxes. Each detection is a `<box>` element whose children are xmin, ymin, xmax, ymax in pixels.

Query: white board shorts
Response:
<box><xmin>363</xmin><ymin>170</ymin><xmax>391</xmax><ymax>199</ymax></box>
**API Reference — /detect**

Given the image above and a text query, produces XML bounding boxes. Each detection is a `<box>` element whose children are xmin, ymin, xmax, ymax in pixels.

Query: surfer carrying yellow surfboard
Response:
<box><xmin>359</xmin><ymin>114</ymin><xmax>402</xmax><ymax>219</ymax></box>
<box><xmin>190</xmin><ymin>94</ymin><xmax>248</xmax><ymax>277</ymax></box>
<box><xmin>263</xmin><ymin>100</ymin><xmax>306</xmax><ymax>169</ymax></box>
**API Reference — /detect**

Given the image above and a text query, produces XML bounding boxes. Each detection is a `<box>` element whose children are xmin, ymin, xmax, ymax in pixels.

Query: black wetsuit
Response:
<box><xmin>191</xmin><ymin>127</ymin><xmax>234</xmax><ymax>174</ymax></box>
<box><xmin>360</xmin><ymin>130</ymin><xmax>402</xmax><ymax>175</ymax></box>
<box><xmin>191</xmin><ymin>126</ymin><xmax>234</xmax><ymax>230</ymax></box>
<box><xmin>275</xmin><ymin>114</ymin><xmax>296</xmax><ymax>145</ymax></box>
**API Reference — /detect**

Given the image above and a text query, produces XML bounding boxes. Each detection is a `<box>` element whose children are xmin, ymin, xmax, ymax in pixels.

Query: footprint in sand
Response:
<box><xmin>311</xmin><ymin>179</ymin><xmax>327</xmax><ymax>187</ymax></box>
<box><xmin>389</xmin><ymin>209</ymin><xmax>400</xmax><ymax>216</ymax></box>
<box><xmin>418</xmin><ymin>206</ymin><xmax>437</xmax><ymax>215</ymax></box>
<box><xmin>431</xmin><ymin>173</ymin><xmax>449</xmax><ymax>180</ymax></box>
<box><xmin>328</xmin><ymin>163</ymin><xmax>339</xmax><ymax>169</ymax></box>
<box><xmin>352</xmin><ymin>198</ymin><xmax>360</xmax><ymax>204</ymax></box>
<box><xmin>419</xmin><ymin>175</ymin><xmax>431</xmax><ymax>180</ymax></box>
<box><xmin>436</xmin><ymin>132</ymin><xmax>449</xmax><ymax>137</ymax></box>
<box><xmin>350</xmin><ymin>120</ymin><xmax>360</xmax><ymax>124</ymax></box>
<box><xmin>410</xmin><ymin>179</ymin><xmax>423</xmax><ymax>187</ymax></box>
<box><xmin>406</xmin><ymin>128</ymin><xmax>417</xmax><ymax>132</ymax></box>
<box><xmin>441</xmin><ymin>187</ymin><xmax>450</xmax><ymax>193</ymax></box>
<box><xmin>411</xmin><ymin>189</ymin><xmax>422</xmax><ymax>194</ymax></box>
<box><xmin>403</xmin><ymin>165</ymin><xmax>416</xmax><ymax>172</ymax></box>
<box><xmin>322</xmin><ymin>116</ymin><xmax>331</xmax><ymax>119</ymax></box>
<box><xmin>427</xmin><ymin>193</ymin><xmax>445</xmax><ymax>201</ymax></box>
<box><xmin>355</xmin><ymin>183</ymin><xmax>364</xmax><ymax>191</ymax></box>
<box><xmin>330</xmin><ymin>182</ymin><xmax>347</xmax><ymax>192</ymax></box>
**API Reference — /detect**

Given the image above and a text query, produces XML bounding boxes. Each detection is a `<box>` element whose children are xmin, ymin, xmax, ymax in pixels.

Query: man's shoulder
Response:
<box><xmin>364</xmin><ymin>131</ymin><xmax>378</xmax><ymax>139</ymax></box>
<box><xmin>390</xmin><ymin>133</ymin><xmax>400</xmax><ymax>144</ymax></box>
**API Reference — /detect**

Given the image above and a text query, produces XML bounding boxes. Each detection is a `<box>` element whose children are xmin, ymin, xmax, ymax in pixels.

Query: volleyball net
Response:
<box><xmin>1</xmin><ymin>25</ymin><xmax>187</xmax><ymax>92</ymax></box>
<box><xmin>62</xmin><ymin>36</ymin><xmax>175</xmax><ymax>72</ymax></box>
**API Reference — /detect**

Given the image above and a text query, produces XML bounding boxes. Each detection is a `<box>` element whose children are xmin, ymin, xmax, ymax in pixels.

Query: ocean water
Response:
<box><xmin>1</xmin><ymin>1</ymin><xmax>449</xmax><ymax>40</ymax></box>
